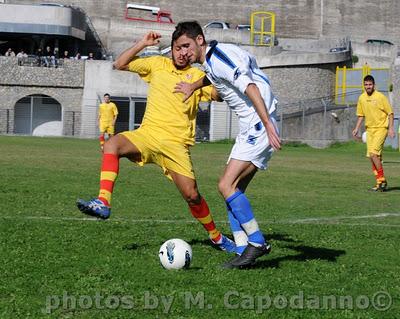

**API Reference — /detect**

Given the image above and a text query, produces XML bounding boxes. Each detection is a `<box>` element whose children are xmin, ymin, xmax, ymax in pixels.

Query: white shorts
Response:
<box><xmin>228</xmin><ymin>118</ymin><xmax>278</xmax><ymax>170</ymax></box>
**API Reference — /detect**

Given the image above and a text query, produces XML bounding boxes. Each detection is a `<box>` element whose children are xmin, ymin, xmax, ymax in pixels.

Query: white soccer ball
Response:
<box><xmin>159</xmin><ymin>238</ymin><xmax>192</xmax><ymax>270</ymax></box>
<box><xmin>362</xmin><ymin>131</ymin><xmax>367</xmax><ymax>143</ymax></box>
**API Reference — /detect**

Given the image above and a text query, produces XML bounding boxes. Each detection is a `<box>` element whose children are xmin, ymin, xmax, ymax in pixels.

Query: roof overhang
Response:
<box><xmin>0</xmin><ymin>4</ymin><xmax>87</xmax><ymax>40</ymax></box>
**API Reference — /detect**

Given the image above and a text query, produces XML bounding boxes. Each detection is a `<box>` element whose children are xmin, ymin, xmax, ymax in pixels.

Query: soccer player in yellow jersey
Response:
<box><xmin>98</xmin><ymin>93</ymin><xmax>118</xmax><ymax>150</ymax></box>
<box><xmin>352</xmin><ymin>75</ymin><xmax>395</xmax><ymax>191</ymax></box>
<box><xmin>77</xmin><ymin>31</ymin><xmax>236</xmax><ymax>253</ymax></box>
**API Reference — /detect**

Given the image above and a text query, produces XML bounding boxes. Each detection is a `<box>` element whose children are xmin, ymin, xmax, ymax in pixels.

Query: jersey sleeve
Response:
<box><xmin>356</xmin><ymin>96</ymin><xmax>364</xmax><ymax>117</ymax></box>
<box><xmin>381</xmin><ymin>94</ymin><xmax>393</xmax><ymax>115</ymax></box>
<box><xmin>112</xmin><ymin>103</ymin><xmax>118</xmax><ymax>116</ymax></box>
<box><xmin>128</xmin><ymin>56</ymin><xmax>163</xmax><ymax>83</ymax></box>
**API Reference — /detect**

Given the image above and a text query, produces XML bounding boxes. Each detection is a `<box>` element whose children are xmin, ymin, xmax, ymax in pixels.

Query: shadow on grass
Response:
<box><xmin>151</xmin><ymin>234</ymin><xmax>345</xmax><ymax>269</ymax></box>
<box><xmin>265</xmin><ymin>233</ymin><xmax>299</xmax><ymax>243</ymax></box>
<box><xmin>122</xmin><ymin>243</ymin><xmax>149</xmax><ymax>250</ymax></box>
<box><xmin>254</xmin><ymin>245</ymin><xmax>346</xmax><ymax>269</ymax></box>
<box><xmin>383</xmin><ymin>186</ymin><xmax>400</xmax><ymax>192</ymax></box>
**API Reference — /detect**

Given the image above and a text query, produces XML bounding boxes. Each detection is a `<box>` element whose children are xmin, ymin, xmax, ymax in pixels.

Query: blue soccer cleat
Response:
<box><xmin>212</xmin><ymin>234</ymin><xmax>236</xmax><ymax>253</ymax></box>
<box><xmin>76</xmin><ymin>198</ymin><xmax>111</xmax><ymax>220</ymax></box>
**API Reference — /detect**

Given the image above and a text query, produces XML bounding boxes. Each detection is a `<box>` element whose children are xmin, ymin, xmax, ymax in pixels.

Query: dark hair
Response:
<box><xmin>363</xmin><ymin>75</ymin><xmax>375</xmax><ymax>84</ymax></box>
<box><xmin>171</xmin><ymin>21</ymin><xmax>205</xmax><ymax>47</ymax></box>
<box><xmin>104</xmin><ymin>93</ymin><xmax>110</xmax><ymax>97</ymax></box>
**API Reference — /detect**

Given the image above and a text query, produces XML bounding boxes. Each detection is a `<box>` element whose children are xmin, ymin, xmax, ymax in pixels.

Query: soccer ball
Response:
<box><xmin>159</xmin><ymin>238</ymin><xmax>192</xmax><ymax>270</ymax></box>
<box><xmin>362</xmin><ymin>131</ymin><xmax>367</xmax><ymax>143</ymax></box>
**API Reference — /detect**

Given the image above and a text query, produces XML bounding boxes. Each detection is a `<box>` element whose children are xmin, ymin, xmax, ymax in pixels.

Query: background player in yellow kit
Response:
<box><xmin>77</xmin><ymin>31</ymin><xmax>235</xmax><ymax>253</ymax></box>
<box><xmin>98</xmin><ymin>93</ymin><xmax>118</xmax><ymax>150</ymax></box>
<box><xmin>352</xmin><ymin>75</ymin><xmax>395</xmax><ymax>191</ymax></box>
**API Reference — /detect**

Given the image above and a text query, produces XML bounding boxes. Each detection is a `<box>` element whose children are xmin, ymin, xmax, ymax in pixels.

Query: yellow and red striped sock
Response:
<box><xmin>98</xmin><ymin>153</ymin><xmax>119</xmax><ymax>207</ymax></box>
<box><xmin>189</xmin><ymin>197</ymin><xmax>222</xmax><ymax>243</ymax></box>
<box><xmin>371</xmin><ymin>163</ymin><xmax>378</xmax><ymax>179</ymax></box>
<box><xmin>376</xmin><ymin>167</ymin><xmax>385</xmax><ymax>181</ymax></box>
<box><xmin>99</xmin><ymin>134</ymin><xmax>105</xmax><ymax>147</ymax></box>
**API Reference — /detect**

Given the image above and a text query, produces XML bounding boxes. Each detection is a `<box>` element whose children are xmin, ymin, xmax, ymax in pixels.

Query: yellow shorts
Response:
<box><xmin>120</xmin><ymin>128</ymin><xmax>195</xmax><ymax>180</ymax></box>
<box><xmin>366</xmin><ymin>127</ymin><xmax>388</xmax><ymax>157</ymax></box>
<box><xmin>100</xmin><ymin>122</ymin><xmax>115</xmax><ymax>135</ymax></box>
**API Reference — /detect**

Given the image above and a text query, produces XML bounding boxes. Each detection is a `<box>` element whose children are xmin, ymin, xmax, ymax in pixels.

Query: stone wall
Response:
<box><xmin>0</xmin><ymin>57</ymin><xmax>84</xmax><ymax>135</ymax></box>
<box><xmin>0</xmin><ymin>57</ymin><xmax>84</xmax><ymax>87</ymax></box>
<box><xmin>266</xmin><ymin>65</ymin><xmax>337</xmax><ymax>106</ymax></box>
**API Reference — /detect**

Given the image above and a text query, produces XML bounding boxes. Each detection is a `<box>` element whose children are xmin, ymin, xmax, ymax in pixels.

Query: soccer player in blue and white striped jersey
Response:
<box><xmin>173</xmin><ymin>21</ymin><xmax>281</xmax><ymax>269</ymax></box>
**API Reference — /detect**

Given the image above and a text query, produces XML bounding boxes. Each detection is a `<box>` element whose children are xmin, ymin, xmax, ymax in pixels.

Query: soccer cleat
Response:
<box><xmin>379</xmin><ymin>180</ymin><xmax>388</xmax><ymax>191</ymax></box>
<box><xmin>370</xmin><ymin>180</ymin><xmax>387</xmax><ymax>192</ymax></box>
<box><xmin>211</xmin><ymin>234</ymin><xmax>236</xmax><ymax>253</ymax></box>
<box><xmin>76</xmin><ymin>198</ymin><xmax>110</xmax><ymax>219</ymax></box>
<box><xmin>222</xmin><ymin>242</ymin><xmax>271</xmax><ymax>269</ymax></box>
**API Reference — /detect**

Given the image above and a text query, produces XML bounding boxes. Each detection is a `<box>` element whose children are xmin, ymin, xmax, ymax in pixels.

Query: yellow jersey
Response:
<box><xmin>356</xmin><ymin>90</ymin><xmax>393</xmax><ymax>128</ymax></box>
<box><xmin>128</xmin><ymin>56</ymin><xmax>212</xmax><ymax>145</ymax></box>
<box><xmin>99</xmin><ymin>102</ymin><xmax>118</xmax><ymax>123</ymax></box>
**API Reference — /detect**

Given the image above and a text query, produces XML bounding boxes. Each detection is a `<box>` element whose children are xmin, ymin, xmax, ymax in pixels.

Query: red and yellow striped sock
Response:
<box><xmin>98</xmin><ymin>153</ymin><xmax>119</xmax><ymax>207</ymax></box>
<box><xmin>99</xmin><ymin>134</ymin><xmax>105</xmax><ymax>147</ymax></box>
<box><xmin>376</xmin><ymin>167</ymin><xmax>385</xmax><ymax>182</ymax></box>
<box><xmin>189</xmin><ymin>197</ymin><xmax>222</xmax><ymax>243</ymax></box>
<box><xmin>371</xmin><ymin>163</ymin><xmax>378</xmax><ymax>179</ymax></box>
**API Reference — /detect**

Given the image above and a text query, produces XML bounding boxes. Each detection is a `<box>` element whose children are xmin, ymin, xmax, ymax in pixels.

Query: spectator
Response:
<box><xmin>43</xmin><ymin>46</ymin><xmax>55</xmax><ymax>67</ymax></box>
<box><xmin>5</xmin><ymin>48</ymin><xmax>15</xmax><ymax>57</ymax></box>
<box><xmin>53</xmin><ymin>47</ymin><xmax>59</xmax><ymax>59</ymax></box>
<box><xmin>36</xmin><ymin>48</ymin><xmax>43</xmax><ymax>66</ymax></box>
<box><xmin>75</xmin><ymin>53</ymin><xmax>81</xmax><ymax>60</ymax></box>
<box><xmin>62</xmin><ymin>50</ymin><xmax>70</xmax><ymax>59</ymax></box>
<box><xmin>87</xmin><ymin>52</ymin><xmax>95</xmax><ymax>60</ymax></box>
<box><xmin>16</xmin><ymin>49</ymin><xmax>28</xmax><ymax>65</ymax></box>
<box><xmin>16</xmin><ymin>50</ymin><xmax>28</xmax><ymax>58</ymax></box>
<box><xmin>53</xmin><ymin>47</ymin><xmax>59</xmax><ymax>67</ymax></box>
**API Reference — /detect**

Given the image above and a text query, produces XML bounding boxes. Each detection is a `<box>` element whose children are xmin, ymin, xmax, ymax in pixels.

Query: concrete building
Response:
<box><xmin>0</xmin><ymin>1</ymin><xmax>398</xmax><ymax>147</ymax></box>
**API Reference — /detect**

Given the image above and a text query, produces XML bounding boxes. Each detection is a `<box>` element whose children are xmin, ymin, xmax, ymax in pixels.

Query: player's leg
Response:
<box><xmin>219</xmin><ymin>164</ymin><xmax>257</xmax><ymax>256</ymax></box>
<box><xmin>220</xmin><ymin>159</ymin><xmax>271</xmax><ymax>268</ymax></box>
<box><xmin>370</xmin><ymin>153</ymin><xmax>387</xmax><ymax>191</ymax></box>
<box><xmin>168</xmin><ymin>170</ymin><xmax>236</xmax><ymax>253</ymax></box>
<box><xmin>107</xmin><ymin>125</ymin><xmax>115</xmax><ymax>139</ymax></box>
<box><xmin>227</xmin><ymin>166</ymin><xmax>258</xmax><ymax>255</ymax></box>
<box><xmin>368</xmin><ymin>129</ymin><xmax>388</xmax><ymax>191</ymax></box>
<box><xmin>99</xmin><ymin>124</ymin><xmax>106</xmax><ymax>150</ymax></box>
<box><xmin>77</xmin><ymin>134</ymin><xmax>141</xmax><ymax>219</ymax></box>
<box><xmin>219</xmin><ymin>160</ymin><xmax>266</xmax><ymax>246</ymax></box>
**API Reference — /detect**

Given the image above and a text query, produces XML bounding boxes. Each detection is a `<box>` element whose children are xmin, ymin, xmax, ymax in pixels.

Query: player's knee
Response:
<box><xmin>103</xmin><ymin>136</ymin><xmax>121</xmax><ymax>155</ymax></box>
<box><xmin>183</xmin><ymin>189</ymin><xmax>201</xmax><ymax>205</ymax></box>
<box><xmin>218</xmin><ymin>179</ymin><xmax>231</xmax><ymax>198</ymax></box>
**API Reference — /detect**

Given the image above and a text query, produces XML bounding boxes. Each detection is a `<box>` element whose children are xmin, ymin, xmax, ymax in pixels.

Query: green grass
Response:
<box><xmin>1</xmin><ymin>136</ymin><xmax>399</xmax><ymax>318</ymax></box>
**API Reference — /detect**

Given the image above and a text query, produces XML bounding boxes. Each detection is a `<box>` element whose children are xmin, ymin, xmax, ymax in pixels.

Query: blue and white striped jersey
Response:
<box><xmin>202</xmin><ymin>41</ymin><xmax>278</xmax><ymax>132</ymax></box>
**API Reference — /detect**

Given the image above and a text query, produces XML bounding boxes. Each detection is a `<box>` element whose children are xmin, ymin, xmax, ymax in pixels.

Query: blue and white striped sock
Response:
<box><xmin>226</xmin><ymin>191</ymin><xmax>265</xmax><ymax>247</ymax></box>
<box><xmin>227</xmin><ymin>207</ymin><xmax>248</xmax><ymax>255</ymax></box>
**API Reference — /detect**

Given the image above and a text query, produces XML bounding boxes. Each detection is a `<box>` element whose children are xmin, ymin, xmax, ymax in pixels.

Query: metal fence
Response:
<box><xmin>1</xmin><ymin>94</ymin><xmax>398</xmax><ymax>149</ymax></box>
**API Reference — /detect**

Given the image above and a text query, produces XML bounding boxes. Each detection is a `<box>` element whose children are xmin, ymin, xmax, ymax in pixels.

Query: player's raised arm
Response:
<box><xmin>174</xmin><ymin>76</ymin><xmax>211</xmax><ymax>102</ymax></box>
<box><xmin>113</xmin><ymin>31</ymin><xmax>161</xmax><ymax>70</ymax></box>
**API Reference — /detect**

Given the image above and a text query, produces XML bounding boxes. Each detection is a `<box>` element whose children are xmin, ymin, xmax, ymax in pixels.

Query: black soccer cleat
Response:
<box><xmin>222</xmin><ymin>242</ymin><xmax>271</xmax><ymax>269</ymax></box>
<box><xmin>370</xmin><ymin>179</ymin><xmax>387</xmax><ymax>192</ymax></box>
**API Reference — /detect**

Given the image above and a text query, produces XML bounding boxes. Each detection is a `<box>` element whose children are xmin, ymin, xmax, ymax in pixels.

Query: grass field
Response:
<box><xmin>1</xmin><ymin>136</ymin><xmax>399</xmax><ymax>318</ymax></box>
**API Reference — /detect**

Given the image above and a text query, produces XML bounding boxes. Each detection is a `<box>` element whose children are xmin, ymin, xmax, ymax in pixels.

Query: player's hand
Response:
<box><xmin>265</xmin><ymin>121</ymin><xmax>281</xmax><ymax>151</ymax></box>
<box><xmin>174</xmin><ymin>81</ymin><xmax>195</xmax><ymax>102</ymax></box>
<box><xmin>388</xmin><ymin>128</ymin><xmax>395</xmax><ymax>138</ymax></box>
<box><xmin>141</xmin><ymin>32</ymin><xmax>161</xmax><ymax>47</ymax></box>
<box><xmin>352</xmin><ymin>128</ymin><xmax>358</xmax><ymax>137</ymax></box>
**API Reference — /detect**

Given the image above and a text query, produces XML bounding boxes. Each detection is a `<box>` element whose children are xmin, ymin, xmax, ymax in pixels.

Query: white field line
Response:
<box><xmin>1</xmin><ymin>213</ymin><xmax>400</xmax><ymax>227</ymax></box>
